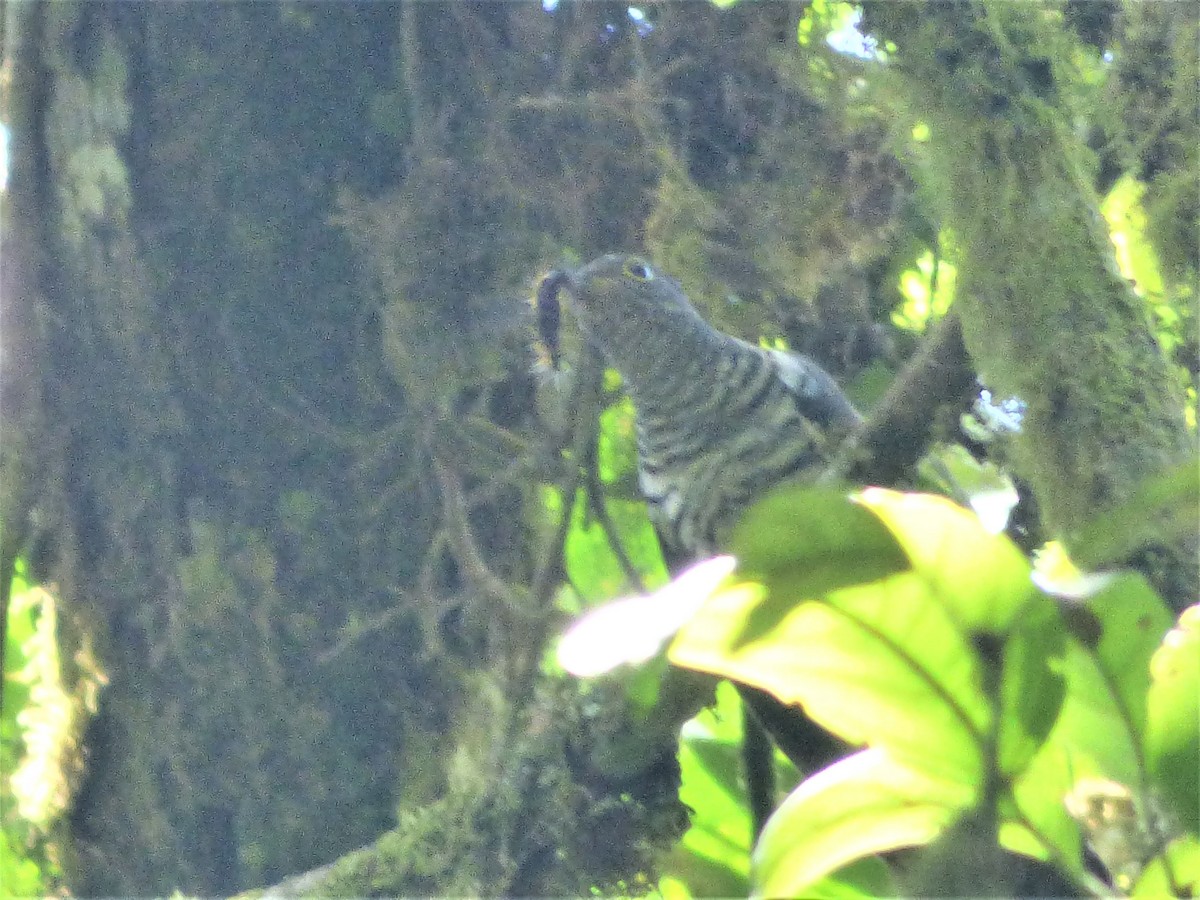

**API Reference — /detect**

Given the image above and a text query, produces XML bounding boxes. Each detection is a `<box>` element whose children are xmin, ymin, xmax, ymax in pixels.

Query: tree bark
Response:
<box><xmin>864</xmin><ymin>0</ymin><xmax>1196</xmax><ymax>610</ymax></box>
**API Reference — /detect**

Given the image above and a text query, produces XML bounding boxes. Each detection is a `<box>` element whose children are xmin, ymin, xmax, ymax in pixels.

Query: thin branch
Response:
<box><xmin>824</xmin><ymin>313</ymin><xmax>977</xmax><ymax>486</ymax></box>
<box><xmin>427</xmin><ymin>433</ymin><xmax>529</xmax><ymax>613</ymax></box>
<box><xmin>582</xmin><ymin>459</ymin><xmax>647</xmax><ymax>595</ymax></box>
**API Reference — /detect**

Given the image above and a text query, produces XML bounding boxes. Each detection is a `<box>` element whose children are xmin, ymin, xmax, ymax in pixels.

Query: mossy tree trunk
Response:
<box><xmin>4</xmin><ymin>3</ymin><xmax>426</xmax><ymax>893</ymax></box>
<box><xmin>864</xmin><ymin>0</ymin><xmax>1196</xmax><ymax>610</ymax></box>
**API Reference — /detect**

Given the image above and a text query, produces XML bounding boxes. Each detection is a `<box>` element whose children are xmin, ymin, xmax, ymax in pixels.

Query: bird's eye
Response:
<box><xmin>623</xmin><ymin>259</ymin><xmax>654</xmax><ymax>281</ymax></box>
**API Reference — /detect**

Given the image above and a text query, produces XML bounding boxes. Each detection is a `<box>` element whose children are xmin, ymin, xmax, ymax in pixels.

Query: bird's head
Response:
<box><xmin>548</xmin><ymin>253</ymin><xmax>710</xmax><ymax>343</ymax></box>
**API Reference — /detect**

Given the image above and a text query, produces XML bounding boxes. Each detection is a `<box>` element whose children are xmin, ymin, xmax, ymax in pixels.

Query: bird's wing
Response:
<box><xmin>767</xmin><ymin>347</ymin><xmax>863</xmax><ymax>431</ymax></box>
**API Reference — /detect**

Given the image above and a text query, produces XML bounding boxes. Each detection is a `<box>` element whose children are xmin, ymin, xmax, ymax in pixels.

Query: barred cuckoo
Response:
<box><xmin>540</xmin><ymin>254</ymin><xmax>864</xmax><ymax>822</ymax></box>
<box><xmin>541</xmin><ymin>253</ymin><xmax>862</xmax><ymax>558</ymax></box>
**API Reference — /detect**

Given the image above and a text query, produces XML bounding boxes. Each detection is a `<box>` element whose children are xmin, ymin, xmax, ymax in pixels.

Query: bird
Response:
<box><xmin>540</xmin><ymin>253</ymin><xmax>864</xmax><ymax>830</ymax></box>
<box><xmin>540</xmin><ymin>253</ymin><xmax>861</xmax><ymax>559</ymax></box>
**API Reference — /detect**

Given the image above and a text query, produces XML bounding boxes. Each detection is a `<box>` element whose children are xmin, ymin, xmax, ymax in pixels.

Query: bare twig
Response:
<box><xmin>582</xmin><ymin>460</ymin><xmax>648</xmax><ymax>595</ymax></box>
<box><xmin>427</xmin><ymin>434</ymin><xmax>529</xmax><ymax>613</ymax></box>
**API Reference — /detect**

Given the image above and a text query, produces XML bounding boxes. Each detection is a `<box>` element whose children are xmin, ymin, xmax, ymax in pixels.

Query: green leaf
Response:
<box><xmin>1002</xmin><ymin>743</ymin><xmax>1083</xmax><ymax>874</ymax></box>
<box><xmin>996</xmin><ymin>591</ymin><xmax>1067</xmax><ymax>772</ymax></box>
<box><xmin>1078</xmin><ymin>573</ymin><xmax>1173</xmax><ymax>766</ymax></box>
<box><xmin>798</xmin><ymin>857</ymin><xmax>898</xmax><ymax>900</ymax></box>
<box><xmin>1000</xmin><ymin>574</ymin><xmax>1174</xmax><ymax>882</ymax></box>
<box><xmin>662</xmin><ymin>682</ymin><xmax>753</xmax><ymax>898</ymax></box>
<box><xmin>676</xmin><ymin>490</ymin><xmax>1059</xmax><ymax>782</ymax></box>
<box><xmin>670</xmin><ymin>570</ymin><xmax>988</xmax><ymax>783</ymax></box>
<box><xmin>856</xmin><ymin>489</ymin><xmax>1039</xmax><ymax>635</ymax></box>
<box><xmin>674</xmin><ymin>489</ymin><xmax>1077</xmax><ymax>889</ymax></box>
<box><xmin>729</xmin><ymin>485</ymin><xmax>910</xmax><ymax>609</ymax></box>
<box><xmin>752</xmin><ymin>748</ymin><xmax>971</xmax><ymax>898</ymax></box>
<box><xmin>727</xmin><ymin>487</ymin><xmax>910</xmax><ymax>651</ymax></box>
<box><xmin>1145</xmin><ymin>604</ymin><xmax>1200</xmax><ymax>836</ymax></box>
<box><xmin>1132</xmin><ymin>836</ymin><xmax>1200</xmax><ymax>898</ymax></box>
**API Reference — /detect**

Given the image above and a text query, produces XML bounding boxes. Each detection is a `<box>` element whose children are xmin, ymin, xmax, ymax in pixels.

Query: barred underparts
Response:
<box><xmin>540</xmin><ymin>253</ymin><xmax>862</xmax><ymax>557</ymax></box>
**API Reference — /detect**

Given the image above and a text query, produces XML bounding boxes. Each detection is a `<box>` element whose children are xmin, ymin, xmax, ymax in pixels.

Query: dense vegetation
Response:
<box><xmin>2</xmin><ymin>1</ymin><xmax>1195</xmax><ymax>896</ymax></box>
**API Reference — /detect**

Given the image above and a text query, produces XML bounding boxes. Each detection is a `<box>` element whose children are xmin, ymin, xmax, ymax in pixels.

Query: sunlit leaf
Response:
<box><xmin>1002</xmin><ymin>741</ymin><xmax>1083</xmax><ymax>873</ymax></box>
<box><xmin>727</xmin><ymin>485</ymin><xmax>909</xmax><ymax>647</ymax></box>
<box><xmin>752</xmin><ymin>748</ymin><xmax>971</xmax><ymax>898</ymax></box>
<box><xmin>675</xmin><ymin>489</ymin><xmax>1062</xmax><ymax>784</ymax></box>
<box><xmin>1029</xmin><ymin>573</ymin><xmax>1171</xmax><ymax>800</ymax></box>
<box><xmin>855</xmin><ymin>489</ymin><xmax>1038</xmax><ymax>635</ymax></box>
<box><xmin>1145</xmin><ymin>604</ymin><xmax>1200</xmax><ymax>835</ymax></box>
<box><xmin>729</xmin><ymin>485</ymin><xmax>909</xmax><ymax>597</ymax></box>
<box><xmin>670</xmin><ymin>569</ymin><xmax>988</xmax><ymax>784</ymax></box>
<box><xmin>796</xmin><ymin>857</ymin><xmax>897</xmax><ymax>900</ymax></box>
<box><xmin>1000</xmin><ymin>572</ymin><xmax>1174</xmax><ymax>884</ymax></box>
<box><xmin>558</xmin><ymin>556</ymin><xmax>736</xmax><ymax>677</ymax></box>
<box><xmin>1079</xmin><ymin>573</ymin><xmax>1173</xmax><ymax>749</ymax></box>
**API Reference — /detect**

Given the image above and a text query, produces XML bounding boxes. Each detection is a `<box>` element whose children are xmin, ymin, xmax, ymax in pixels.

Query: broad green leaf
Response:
<box><xmin>752</xmin><ymin>748</ymin><xmax>972</xmax><ymax>898</ymax></box>
<box><xmin>1077</xmin><ymin>573</ymin><xmax>1173</xmax><ymax>756</ymax></box>
<box><xmin>1029</xmin><ymin>573</ymin><xmax>1171</xmax><ymax>793</ymax></box>
<box><xmin>1045</xmin><ymin>642</ymin><xmax>1140</xmax><ymax>787</ymax></box>
<box><xmin>1000</xmin><ymin>574</ymin><xmax>1174</xmax><ymax>884</ymax></box>
<box><xmin>1001</xmin><ymin>746</ymin><xmax>1083</xmax><ymax>875</ymax></box>
<box><xmin>1132</xmin><ymin>836</ymin><xmax>1200</xmax><ymax>897</ymax></box>
<box><xmin>663</xmin><ymin>681</ymin><xmax>752</xmax><ymax>898</ymax></box>
<box><xmin>1145</xmin><ymin>604</ymin><xmax>1200</xmax><ymax>835</ymax></box>
<box><xmin>669</xmin><ymin>570</ymin><xmax>988</xmax><ymax>784</ymax></box>
<box><xmin>856</xmin><ymin>488</ymin><xmax>1038</xmax><ymax>634</ymax></box>
<box><xmin>996</xmin><ymin>593</ymin><xmax>1067</xmax><ymax>776</ymax></box>
<box><xmin>797</xmin><ymin>857</ymin><xmax>898</xmax><ymax>900</ymax></box>
<box><xmin>729</xmin><ymin>485</ymin><xmax>910</xmax><ymax>608</ymax></box>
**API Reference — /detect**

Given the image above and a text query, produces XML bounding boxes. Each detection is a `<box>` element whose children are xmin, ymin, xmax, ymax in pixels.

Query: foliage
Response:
<box><xmin>891</xmin><ymin>245</ymin><xmax>957</xmax><ymax>334</ymax></box>
<box><xmin>563</xmin><ymin>482</ymin><xmax>1196</xmax><ymax>897</ymax></box>
<box><xmin>1102</xmin><ymin>174</ymin><xmax>1198</xmax><ymax>429</ymax></box>
<box><xmin>1</xmin><ymin>559</ymin><xmax>77</xmax><ymax>897</ymax></box>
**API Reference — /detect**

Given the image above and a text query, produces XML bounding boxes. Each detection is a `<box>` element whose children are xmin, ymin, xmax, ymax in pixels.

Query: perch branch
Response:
<box><xmin>824</xmin><ymin>313</ymin><xmax>977</xmax><ymax>486</ymax></box>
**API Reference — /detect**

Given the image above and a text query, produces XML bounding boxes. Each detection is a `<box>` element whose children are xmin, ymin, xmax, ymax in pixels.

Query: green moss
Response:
<box><xmin>871</xmin><ymin>2</ymin><xmax>1191</xmax><ymax>545</ymax></box>
<box><xmin>306</xmin><ymin>679</ymin><xmax>683</xmax><ymax>898</ymax></box>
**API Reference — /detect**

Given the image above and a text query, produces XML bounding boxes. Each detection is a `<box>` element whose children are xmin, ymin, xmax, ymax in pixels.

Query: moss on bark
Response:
<box><xmin>865</xmin><ymin>1</ymin><xmax>1195</xmax><ymax>607</ymax></box>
